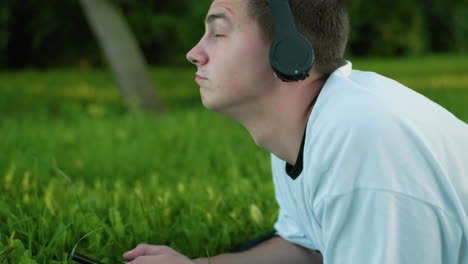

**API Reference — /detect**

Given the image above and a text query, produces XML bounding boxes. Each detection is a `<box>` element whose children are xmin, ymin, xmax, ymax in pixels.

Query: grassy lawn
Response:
<box><xmin>0</xmin><ymin>54</ymin><xmax>467</xmax><ymax>263</ymax></box>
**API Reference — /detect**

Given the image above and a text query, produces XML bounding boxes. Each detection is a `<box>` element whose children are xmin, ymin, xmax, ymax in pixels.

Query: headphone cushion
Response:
<box><xmin>269</xmin><ymin>33</ymin><xmax>314</xmax><ymax>81</ymax></box>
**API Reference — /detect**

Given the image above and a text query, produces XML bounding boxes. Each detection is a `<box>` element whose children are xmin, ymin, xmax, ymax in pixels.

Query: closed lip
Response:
<box><xmin>195</xmin><ymin>73</ymin><xmax>208</xmax><ymax>80</ymax></box>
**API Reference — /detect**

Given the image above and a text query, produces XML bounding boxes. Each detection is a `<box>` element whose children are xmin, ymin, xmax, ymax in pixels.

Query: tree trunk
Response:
<box><xmin>78</xmin><ymin>0</ymin><xmax>163</xmax><ymax>113</ymax></box>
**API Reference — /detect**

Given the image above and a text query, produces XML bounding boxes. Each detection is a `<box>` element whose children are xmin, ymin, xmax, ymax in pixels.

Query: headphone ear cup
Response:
<box><xmin>269</xmin><ymin>33</ymin><xmax>314</xmax><ymax>81</ymax></box>
<box><xmin>267</xmin><ymin>0</ymin><xmax>314</xmax><ymax>82</ymax></box>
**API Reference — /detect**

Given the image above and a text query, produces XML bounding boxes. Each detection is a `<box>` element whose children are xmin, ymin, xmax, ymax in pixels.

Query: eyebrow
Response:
<box><xmin>205</xmin><ymin>13</ymin><xmax>232</xmax><ymax>26</ymax></box>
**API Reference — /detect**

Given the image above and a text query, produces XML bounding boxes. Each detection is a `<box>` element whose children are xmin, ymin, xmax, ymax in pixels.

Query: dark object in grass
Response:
<box><xmin>68</xmin><ymin>251</ymin><xmax>104</xmax><ymax>264</ymax></box>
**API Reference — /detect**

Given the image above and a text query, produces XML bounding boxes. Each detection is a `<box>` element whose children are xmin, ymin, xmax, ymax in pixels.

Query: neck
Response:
<box><xmin>229</xmin><ymin>73</ymin><xmax>325</xmax><ymax>164</ymax></box>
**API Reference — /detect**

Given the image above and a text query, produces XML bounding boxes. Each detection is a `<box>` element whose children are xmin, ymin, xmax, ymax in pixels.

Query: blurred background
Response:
<box><xmin>0</xmin><ymin>0</ymin><xmax>467</xmax><ymax>69</ymax></box>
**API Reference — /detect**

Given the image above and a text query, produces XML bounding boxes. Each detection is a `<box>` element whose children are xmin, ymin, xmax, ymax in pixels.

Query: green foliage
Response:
<box><xmin>421</xmin><ymin>0</ymin><xmax>468</xmax><ymax>53</ymax></box>
<box><xmin>0</xmin><ymin>0</ymin><xmax>101</xmax><ymax>68</ymax></box>
<box><xmin>0</xmin><ymin>0</ymin><xmax>11</xmax><ymax>66</ymax></box>
<box><xmin>114</xmin><ymin>0</ymin><xmax>211</xmax><ymax>65</ymax></box>
<box><xmin>450</xmin><ymin>1</ymin><xmax>468</xmax><ymax>53</ymax></box>
<box><xmin>348</xmin><ymin>0</ymin><xmax>427</xmax><ymax>56</ymax></box>
<box><xmin>0</xmin><ymin>55</ymin><xmax>467</xmax><ymax>263</ymax></box>
<box><xmin>0</xmin><ymin>0</ymin><xmax>212</xmax><ymax>68</ymax></box>
<box><xmin>347</xmin><ymin>0</ymin><xmax>468</xmax><ymax>55</ymax></box>
<box><xmin>0</xmin><ymin>232</ymin><xmax>38</xmax><ymax>264</ymax></box>
<box><xmin>0</xmin><ymin>0</ymin><xmax>467</xmax><ymax>68</ymax></box>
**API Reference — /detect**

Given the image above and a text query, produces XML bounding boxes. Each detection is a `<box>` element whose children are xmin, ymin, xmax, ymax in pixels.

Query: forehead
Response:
<box><xmin>208</xmin><ymin>0</ymin><xmax>249</xmax><ymax>22</ymax></box>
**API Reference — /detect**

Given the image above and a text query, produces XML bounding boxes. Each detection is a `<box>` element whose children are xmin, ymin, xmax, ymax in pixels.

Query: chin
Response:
<box><xmin>200</xmin><ymin>87</ymin><xmax>219</xmax><ymax>110</ymax></box>
<box><xmin>199</xmin><ymin>88</ymin><xmax>240</xmax><ymax>116</ymax></box>
<box><xmin>201</xmin><ymin>100</ymin><xmax>222</xmax><ymax>112</ymax></box>
<box><xmin>199</xmin><ymin>88</ymin><xmax>212</xmax><ymax>108</ymax></box>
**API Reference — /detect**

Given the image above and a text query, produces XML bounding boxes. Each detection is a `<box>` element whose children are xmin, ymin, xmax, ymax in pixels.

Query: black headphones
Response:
<box><xmin>268</xmin><ymin>0</ymin><xmax>314</xmax><ymax>82</ymax></box>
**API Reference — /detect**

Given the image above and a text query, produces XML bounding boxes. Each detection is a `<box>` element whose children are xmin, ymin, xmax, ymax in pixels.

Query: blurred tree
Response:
<box><xmin>453</xmin><ymin>2</ymin><xmax>468</xmax><ymax>53</ymax></box>
<box><xmin>114</xmin><ymin>0</ymin><xmax>210</xmax><ymax>65</ymax></box>
<box><xmin>0</xmin><ymin>1</ymin><xmax>9</xmax><ymax>67</ymax></box>
<box><xmin>79</xmin><ymin>0</ymin><xmax>163</xmax><ymax>113</ymax></box>
<box><xmin>1</xmin><ymin>0</ymin><xmax>100</xmax><ymax>68</ymax></box>
<box><xmin>348</xmin><ymin>0</ymin><xmax>427</xmax><ymax>56</ymax></box>
<box><xmin>421</xmin><ymin>0</ymin><xmax>468</xmax><ymax>53</ymax></box>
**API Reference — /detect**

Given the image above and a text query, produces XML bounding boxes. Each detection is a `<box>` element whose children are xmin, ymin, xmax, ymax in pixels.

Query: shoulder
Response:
<box><xmin>306</xmin><ymin>61</ymin><xmax>432</xmax><ymax>152</ymax></box>
<box><xmin>306</xmin><ymin>72</ymin><xmax>397</xmax><ymax>159</ymax></box>
<box><xmin>313</xmin><ymin>66</ymin><xmax>400</xmax><ymax>131</ymax></box>
<box><xmin>301</xmin><ymin>66</ymin><xmax>420</xmax><ymax>196</ymax></box>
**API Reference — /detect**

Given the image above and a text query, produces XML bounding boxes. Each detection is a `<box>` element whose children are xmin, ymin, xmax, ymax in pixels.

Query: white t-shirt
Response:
<box><xmin>272</xmin><ymin>61</ymin><xmax>468</xmax><ymax>263</ymax></box>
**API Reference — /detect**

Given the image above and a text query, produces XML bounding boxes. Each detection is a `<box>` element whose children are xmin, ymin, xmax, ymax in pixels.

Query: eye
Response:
<box><xmin>214</xmin><ymin>34</ymin><xmax>225</xmax><ymax>38</ymax></box>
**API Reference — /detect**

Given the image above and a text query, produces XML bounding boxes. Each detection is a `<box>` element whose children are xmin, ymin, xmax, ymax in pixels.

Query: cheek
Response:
<box><xmin>243</xmin><ymin>34</ymin><xmax>272</xmax><ymax>75</ymax></box>
<box><xmin>235</xmin><ymin>43</ymin><xmax>272</xmax><ymax>88</ymax></box>
<box><xmin>209</xmin><ymin>32</ymin><xmax>273</xmax><ymax>95</ymax></box>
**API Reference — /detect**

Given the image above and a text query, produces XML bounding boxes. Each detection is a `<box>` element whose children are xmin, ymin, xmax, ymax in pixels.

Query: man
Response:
<box><xmin>123</xmin><ymin>0</ymin><xmax>468</xmax><ymax>263</ymax></box>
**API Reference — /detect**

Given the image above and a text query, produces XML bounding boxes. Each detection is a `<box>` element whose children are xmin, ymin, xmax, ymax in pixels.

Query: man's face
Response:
<box><xmin>186</xmin><ymin>0</ymin><xmax>275</xmax><ymax>115</ymax></box>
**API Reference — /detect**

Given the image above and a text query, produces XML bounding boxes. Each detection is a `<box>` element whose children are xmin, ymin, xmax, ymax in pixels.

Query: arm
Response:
<box><xmin>192</xmin><ymin>236</ymin><xmax>323</xmax><ymax>264</ymax></box>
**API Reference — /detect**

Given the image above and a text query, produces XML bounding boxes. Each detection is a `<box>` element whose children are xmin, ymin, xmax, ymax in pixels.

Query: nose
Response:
<box><xmin>186</xmin><ymin>42</ymin><xmax>208</xmax><ymax>66</ymax></box>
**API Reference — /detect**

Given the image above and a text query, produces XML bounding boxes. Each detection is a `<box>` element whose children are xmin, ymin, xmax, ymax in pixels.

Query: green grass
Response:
<box><xmin>0</xmin><ymin>54</ymin><xmax>467</xmax><ymax>263</ymax></box>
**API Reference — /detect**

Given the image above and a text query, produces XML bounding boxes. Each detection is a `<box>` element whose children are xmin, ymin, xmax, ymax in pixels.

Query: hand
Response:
<box><xmin>123</xmin><ymin>244</ymin><xmax>195</xmax><ymax>264</ymax></box>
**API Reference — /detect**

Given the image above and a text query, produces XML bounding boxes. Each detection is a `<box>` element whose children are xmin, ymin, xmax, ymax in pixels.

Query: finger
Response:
<box><xmin>123</xmin><ymin>244</ymin><xmax>165</xmax><ymax>260</ymax></box>
<box><xmin>129</xmin><ymin>255</ymin><xmax>165</xmax><ymax>264</ymax></box>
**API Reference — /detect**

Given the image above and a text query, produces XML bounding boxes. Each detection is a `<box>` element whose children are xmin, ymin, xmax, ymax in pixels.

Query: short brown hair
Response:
<box><xmin>247</xmin><ymin>0</ymin><xmax>349</xmax><ymax>77</ymax></box>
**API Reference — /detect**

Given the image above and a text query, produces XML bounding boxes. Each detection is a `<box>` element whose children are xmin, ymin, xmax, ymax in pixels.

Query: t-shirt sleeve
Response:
<box><xmin>319</xmin><ymin>190</ymin><xmax>463</xmax><ymax>264</ymax></box>
<box><xmin>271</xmin><ymin>154</ymin><xmax>318</xmax><ymax>250</ymax></box>
<box><xmin>274</xmin><ymin>205</ymin><xmax>317</xmax><ymax>250</ymax></box>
